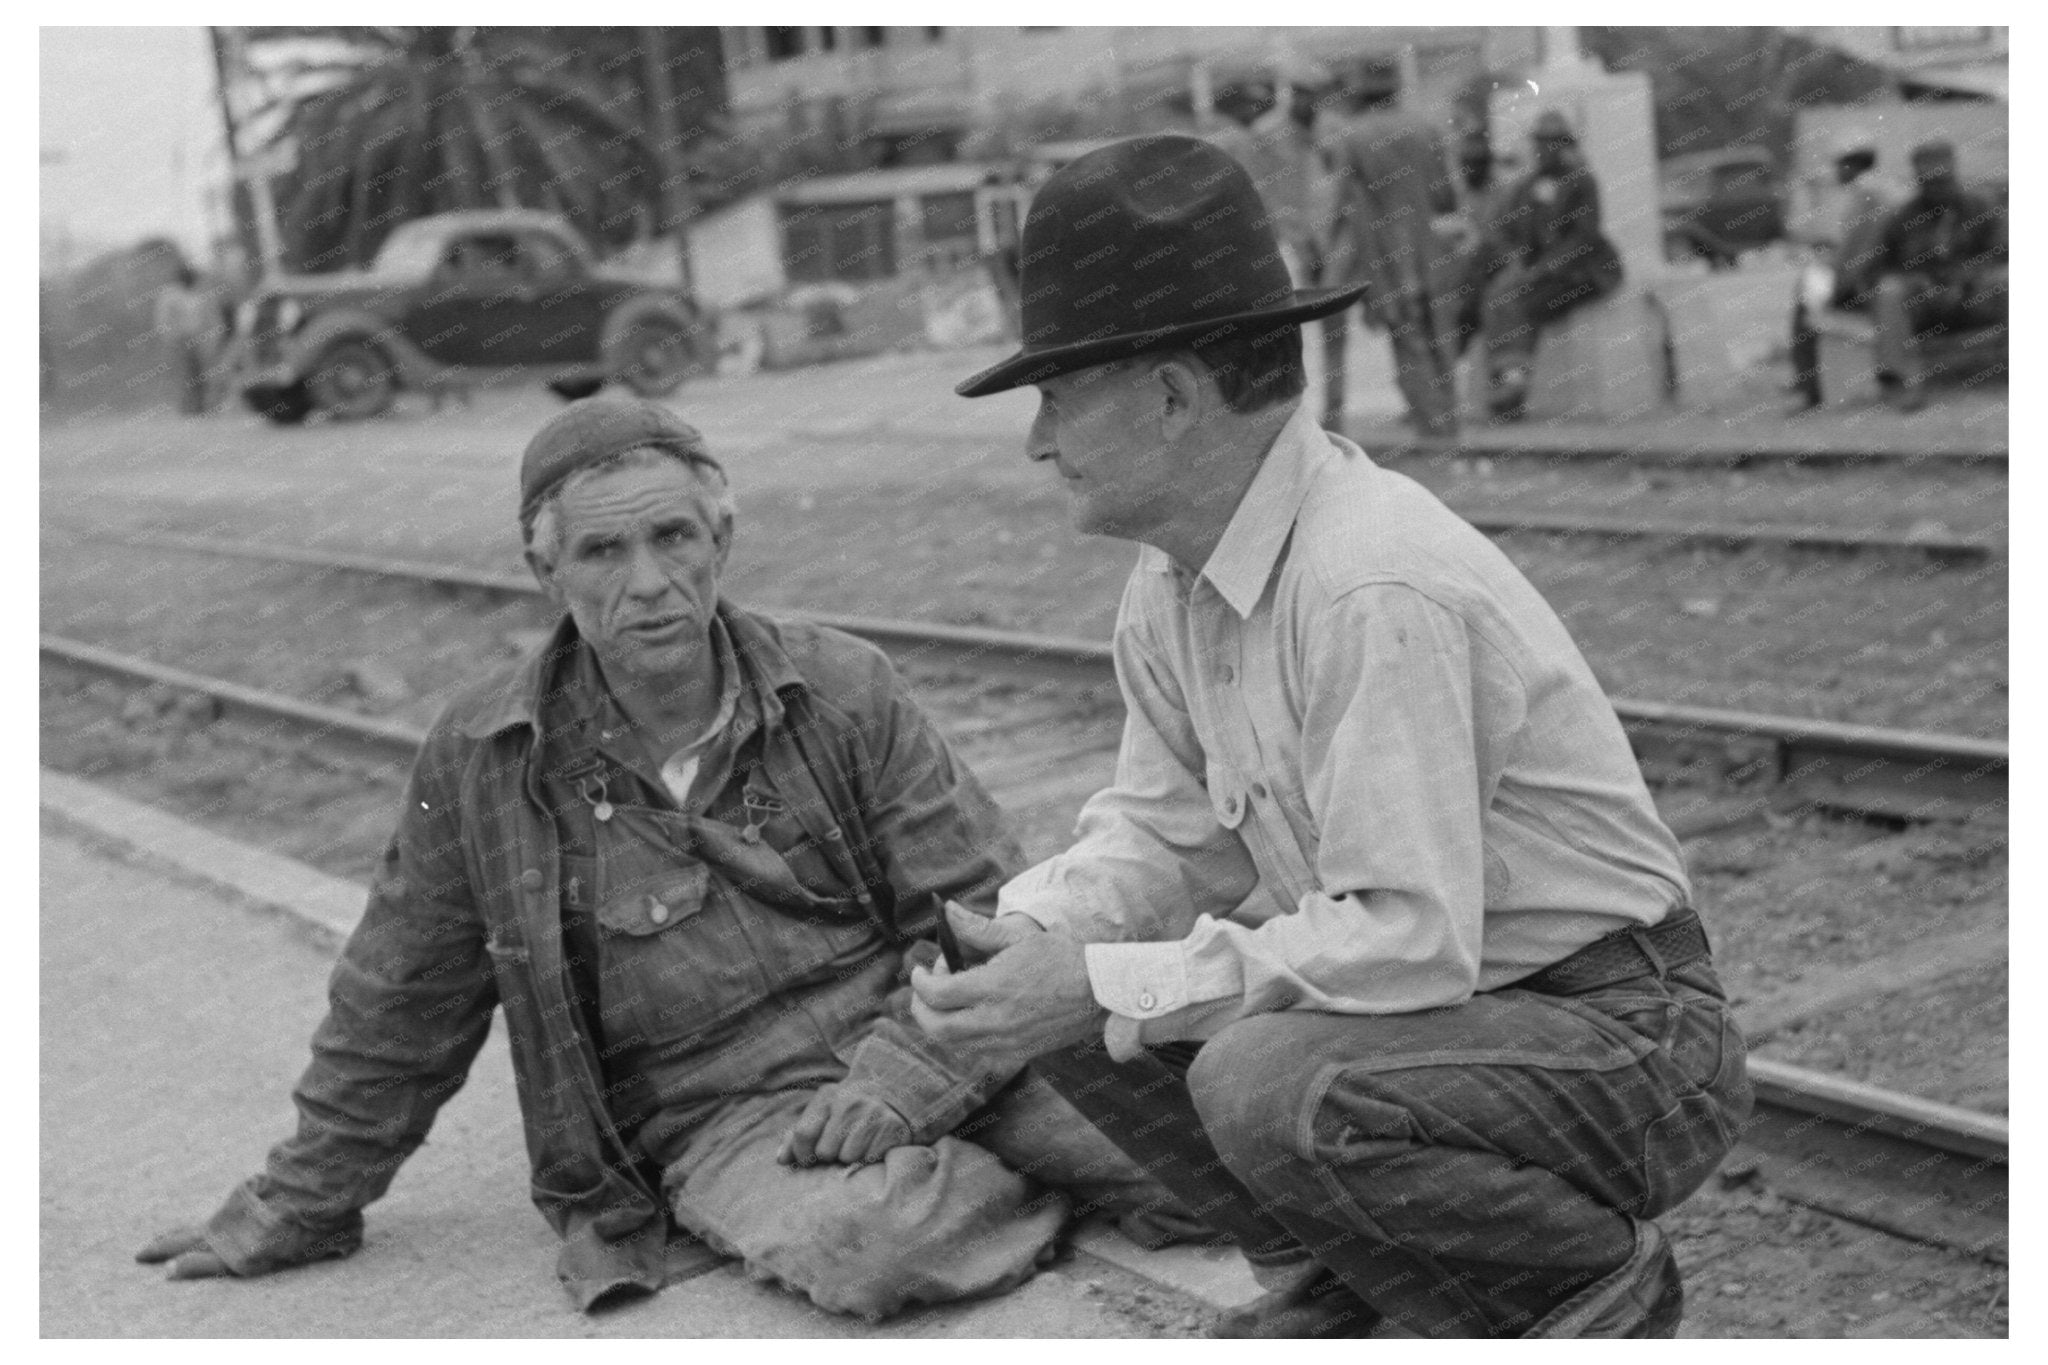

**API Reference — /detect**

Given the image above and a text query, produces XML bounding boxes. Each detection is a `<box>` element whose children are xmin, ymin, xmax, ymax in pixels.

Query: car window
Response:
<box><xmin>441</xmin><ymin>233</ymin><xmax>524</xmax><ymax>283</ymax></box>
<box><xmin>519</xmin><ymin>232</ymin><xmax>577</xmax><ymax>280</ymax></box>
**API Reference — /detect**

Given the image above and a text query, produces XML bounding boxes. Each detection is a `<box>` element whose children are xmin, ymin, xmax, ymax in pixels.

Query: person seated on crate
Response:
<box><xmin>1473</xmin><ymin>111</ymin><xmax>1624</xmax><ymax>423</ymax></box>
<box><xmin>918</xmin><ymin>134</ymin><xmax>1751</xmax><ymax>1340</ymax></box>
<box><xmin>1785</xmin><ymin>129</ymin><xmax>1904</xmax><ymax>414</ymax></box>
<box><xmin>1868</xmin><ymin>139</ymin><xmax>2008</xmax><ymax>414</ymax></box>
<box><xmin>136</xmin><ymin>396</ymin><xmax>1207</xmax><ymax>1319</ymax></box>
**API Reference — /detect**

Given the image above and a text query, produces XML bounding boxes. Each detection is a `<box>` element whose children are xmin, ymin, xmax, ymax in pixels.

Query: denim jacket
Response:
<box><xmin>203</xmin><ymin>606</ymin><xmax>1023</xmax><ymax>1309</ymax></box>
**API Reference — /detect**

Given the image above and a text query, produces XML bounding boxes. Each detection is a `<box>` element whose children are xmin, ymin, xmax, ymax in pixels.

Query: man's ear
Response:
<box><xmin>714</xmin><ymin>511</ymin><xmax>735</xmax><ymax>573</ymax></box>
<box><xmin>1153</xmin><ymin>356</ymin><xmax>1204</xmax><ymax>442</ymax></box>
<box><xmin>524</xmin><ymin>546</ymin><xmax>564</xmax><ymax>605</ymax></box>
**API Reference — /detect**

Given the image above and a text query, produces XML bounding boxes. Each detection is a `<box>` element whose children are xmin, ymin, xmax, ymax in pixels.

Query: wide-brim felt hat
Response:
<box><xmin>956</xmin><ymin>134</ymin><xmax>1367</xmax><ymax>398</ymax></box>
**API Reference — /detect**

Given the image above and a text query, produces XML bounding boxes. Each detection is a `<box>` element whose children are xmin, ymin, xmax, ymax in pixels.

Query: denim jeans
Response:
<box><xmin>1033</xmin><ymin>959</ymin><xmax>1751</xmax><ymax>1338</ymax></box>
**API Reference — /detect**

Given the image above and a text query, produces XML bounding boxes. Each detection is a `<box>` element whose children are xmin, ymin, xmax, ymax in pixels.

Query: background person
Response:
<box><xmin>1206</xmin><ymin>59</ymin><xmax>1348</xmax><ymax>427</ymax></box>
<box><xmin>1868</xmin><ymin>139</ymin><xmax>2007</xmax><ymax>413</ymax></box>
<box><xmin>1475</xmin><ymin>111</ymin><xmax>1623</xmax><ymax>422</ymax></box>
<box><xmin>1319</xmin><ymin>105</ymin><xmax>1463</xmax><ymax>438</ymax></box>
<box><xmin>1785</xmin><ymin>129</ymin><xmax>1902</xmax><ymax>412</ymax></box>
<box><xmin>921</xmin><ymin>134</ymin><xmax>1750</xmax><ymax>1339</ymax></box>
<box><xmin>151</xmin><ymin>261</ymin><xmax>224</xmax><ymax>416</ymax></box>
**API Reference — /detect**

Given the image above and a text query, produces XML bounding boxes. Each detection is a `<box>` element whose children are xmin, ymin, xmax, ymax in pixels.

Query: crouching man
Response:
<box><xmin>139</xmin><ymin>397</ymin><xmax>1195</xmax><ymax>1317</ymax></box>
<box><xmin>913</xmin><ymin>135</ymin><xmax>1752</xmax><ymax>1339</ymax></box>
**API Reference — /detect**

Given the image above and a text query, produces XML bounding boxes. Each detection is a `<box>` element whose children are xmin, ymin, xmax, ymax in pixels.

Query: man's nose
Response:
<box><xmin>623</xmin><ymin>543</ymin><xmax>671</xmax><ymax>597</ymax></box>
<box><xmin>1027</xmin><ymin>401</ymin><xmax>1059</xmax><ymax>465</ymax></box>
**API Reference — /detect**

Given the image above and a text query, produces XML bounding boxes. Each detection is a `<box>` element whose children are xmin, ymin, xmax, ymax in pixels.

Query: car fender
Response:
<box><xmin>278</xmin><ymin>309</ymin><xmax>450</xmax><ymax>391</ymax></box>
<box><xmin>600</xmin><ymin>294</ymin><xmax>707</xmax><ymax>367</ymax></box>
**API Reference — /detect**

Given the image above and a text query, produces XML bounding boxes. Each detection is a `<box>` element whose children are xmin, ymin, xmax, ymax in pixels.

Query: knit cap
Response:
<box><xmin>518</xmin><ymin>396</ymin><xmax>717</xmax><ymax>522</ymax></box>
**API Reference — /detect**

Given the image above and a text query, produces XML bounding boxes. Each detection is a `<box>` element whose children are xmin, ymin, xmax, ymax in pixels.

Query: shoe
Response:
<box><xmin>1524</xmin><ymin>1219</ymin><xmax>1684</xmax><ymax>1338</ymax></box>
<box><xmin>1207</xmin><ymin>1262</ymin><xmax>1382</xmax><ymax>1338</ymax></box>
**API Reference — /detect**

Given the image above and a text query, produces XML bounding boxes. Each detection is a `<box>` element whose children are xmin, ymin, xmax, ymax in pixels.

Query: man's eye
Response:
<box><xmin>580</xmin><ymin>541</ymin><xmax>620</xmax><ymax>560</ymax></box>
<box><xmin>658</xmin><ymin>525</ymin><xmax>694</xmax><ymax>543</ymax></box>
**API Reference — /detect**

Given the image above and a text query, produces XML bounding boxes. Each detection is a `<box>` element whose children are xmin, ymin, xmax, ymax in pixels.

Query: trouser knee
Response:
<box><xmin>1185</xmin><ymin>1016</ymin><xmax>1324</xmax><ymax>1188</ymax></box>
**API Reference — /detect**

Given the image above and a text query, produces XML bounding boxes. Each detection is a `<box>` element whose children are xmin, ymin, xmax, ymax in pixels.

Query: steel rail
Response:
<box><xmin>1455</xmin><ymin>509</ymin><xmax>1994</xmax><ymax>561</ymax></box>
<box><xmin>90</xmin><ymin>532</ymin><xmax>2009</xmax><ymax>816</ymax></box>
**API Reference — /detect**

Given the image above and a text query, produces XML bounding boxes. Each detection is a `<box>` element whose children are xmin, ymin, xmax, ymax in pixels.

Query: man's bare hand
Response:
<box><xmin>777</xmin><ymin>1085</ymin><xmax>913</xmax><ymax>1167</ymax></box>
<box><xmin>136</xmin><ymin>1226</ymin><xmax>232</xmax><ymax>1280</ymax></box>
<box><xmin>910</xmin><ymin>903</ymin><xmax>1106</xmax><ymax>1073</ymax></box>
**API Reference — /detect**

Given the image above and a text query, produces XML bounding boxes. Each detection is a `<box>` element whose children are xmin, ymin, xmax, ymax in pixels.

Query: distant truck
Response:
<box><xmin>235</xmin><ymin>209</ymin><xmax>710</xmax><ymax>423</ymax></box>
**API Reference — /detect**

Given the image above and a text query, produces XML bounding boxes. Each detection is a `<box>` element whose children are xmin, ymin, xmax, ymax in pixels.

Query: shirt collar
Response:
<box><xmin>456</xmin><ymin>601</ymin><xmax>807</xmax><ymax>743</ymax></box>
<box><xmin>1140</xmin><ymin>400</ymin><xmax>1329</xmax><ymax>618</ymax></box>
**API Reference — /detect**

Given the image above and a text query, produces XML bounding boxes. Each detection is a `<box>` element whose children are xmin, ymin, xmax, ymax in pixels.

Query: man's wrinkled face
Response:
<box><xmin>1027</xmin><ymin>363</ymin><xmax>1175</xmax><ymax>540</ymax></box>
<box><xmin>536</xmin><ymin>459</ymin><xmax>730</xmax><ymax>681</ymax></box>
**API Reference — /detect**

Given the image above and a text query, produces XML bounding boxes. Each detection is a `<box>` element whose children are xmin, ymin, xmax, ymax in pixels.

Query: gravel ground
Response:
<box><xmin>1391</xmin><ymin>452</ymin><xmax>2009</xmax><ymax>540</ymax></box>
<box><xmin>1686</xmin><ymin>814</ymin><xmax>2006</xmax><ymax>1023</ymax></box>
<box><xmin>1756</xmin><ymin>962</ymin><xmax>2008</xmax><ymax>1114</ymax></box>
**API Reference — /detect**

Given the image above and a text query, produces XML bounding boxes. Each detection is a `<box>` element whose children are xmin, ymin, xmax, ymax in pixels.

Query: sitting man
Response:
<box><xmin>1868</xmin><ymin>139</ymin><xmax>2007</xmax><ymax>413</ymax></box>
<box><xmin>138</xmin><ymin>396</ymin><xmax>1195</xmax><ymax>1318</ymax></box>
<box><xmin>1475</xmin><ymin>111</ymin><xmax>1623</xmax><ymax>422</ymax></box>
<box><xmin>918</xmin><ymin>134</ymin><xmax>1750</xmax><ymax>1339</ymax></box>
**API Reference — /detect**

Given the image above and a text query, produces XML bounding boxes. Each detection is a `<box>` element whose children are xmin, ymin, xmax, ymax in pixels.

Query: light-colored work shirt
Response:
<box><xmin>997</xmin><ymin>403</ymin><xmax>1692</xmax><ymax>1060</ymax></box>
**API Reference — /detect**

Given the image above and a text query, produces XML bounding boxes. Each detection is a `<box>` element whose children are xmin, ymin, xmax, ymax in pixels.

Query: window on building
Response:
<box><xmin>781</xmin><ymin>201</ymin><xmax>897</xmax><ymax>284</ymax></box>
<box><xmin>856</xmin><ymin>27</ymin><xmax>887</xmax><ymax>48</ymax></box>
<box><xmin>916</xmin><ymin>190</ymin><xmax>981</xmax><ymax>271</ymax></box>
<box><xmin>764</xmin><ymin>27</ymin><xmax>805</xmax><ymax>61</ymax></box>
<box><xmin>816</xmin><ymin>27</ymin><xmax>838</xmax><ymax>52</ymax></box>
<box><xmin>925</xmin><ymin>26</ymin><xmax>945</xmax><ymax>42</ymax></box>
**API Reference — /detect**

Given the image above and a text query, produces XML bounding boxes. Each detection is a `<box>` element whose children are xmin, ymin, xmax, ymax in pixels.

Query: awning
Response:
<box><xmin>1899</xmin><ymin>63</ymin><xmax>2008</xmax><ymax>100</ymax></box>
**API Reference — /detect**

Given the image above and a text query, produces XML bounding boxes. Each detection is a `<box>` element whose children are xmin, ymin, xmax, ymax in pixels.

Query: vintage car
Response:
<box><xmin>236</xmin><ymin>209</ymin><xmax>710</xmax><ymax>423</ymax></box>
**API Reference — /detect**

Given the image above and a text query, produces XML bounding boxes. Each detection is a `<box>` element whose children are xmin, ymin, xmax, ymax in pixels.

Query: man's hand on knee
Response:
<box><xmin>778</xmin><ymin>1085</ymin><xmax>913</xmax><ymax>1168</ymax></box>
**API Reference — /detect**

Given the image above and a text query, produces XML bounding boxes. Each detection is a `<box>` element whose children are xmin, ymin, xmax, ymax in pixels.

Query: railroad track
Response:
<box><xmin>68</xmin><ymin>531</ymin><xmax>2011</xmax><ymax>824</ymax></box>
<box><xmin>40</xmin><ymin>631</ymin><xmax>2008</xmax><ymax>1262</ymax></box>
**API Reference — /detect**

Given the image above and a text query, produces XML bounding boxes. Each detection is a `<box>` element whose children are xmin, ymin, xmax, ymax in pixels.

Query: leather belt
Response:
<box><xmin>1513</xmin><ymin>908</ymin><xmax>1711</xmax><ymax>997</ymax></box>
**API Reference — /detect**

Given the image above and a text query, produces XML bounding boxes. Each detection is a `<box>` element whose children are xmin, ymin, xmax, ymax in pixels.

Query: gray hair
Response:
<box><xmin>522</xmin><ymin>444</ymin><xmax>734</xmax><ymax>569</ymax></box>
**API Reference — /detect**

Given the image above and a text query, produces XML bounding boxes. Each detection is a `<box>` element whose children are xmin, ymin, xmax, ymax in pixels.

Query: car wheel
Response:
<box><xmin>306</xmin><ymin>339</ymin><xmax>399</xmax><ymax>420</ymax></box>
<box><xmin>244</xmin><ymin>383</ymin><xmax>313</xmax><ymax>426</ymax></box>
<box><xmin>549</xmin><ymin>379</ymin><xmax>605</xmax><ymax>402</ymax></box>
<box><xmin>610</xmin><ymin>317</ymin><xmax>704</xmax><ymax>398</ymax></box>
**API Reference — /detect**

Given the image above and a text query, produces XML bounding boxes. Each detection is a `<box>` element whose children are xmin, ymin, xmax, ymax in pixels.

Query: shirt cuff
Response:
<box><xmin>1084</xmin><ymin>941</ymin><xmax>1195</xmax><ymax>1061</ymax></box>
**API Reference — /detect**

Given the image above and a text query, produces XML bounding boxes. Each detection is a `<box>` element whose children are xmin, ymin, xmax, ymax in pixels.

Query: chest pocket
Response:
<box><xmin>584</xmin><ymin>803</ymin><xmax>769</xmax><ymax>1051</ymax></box>
<box><xmin>584</xmin><ymin>794</ymin><xmax>885</xmax><ymax>1054</ymax></box>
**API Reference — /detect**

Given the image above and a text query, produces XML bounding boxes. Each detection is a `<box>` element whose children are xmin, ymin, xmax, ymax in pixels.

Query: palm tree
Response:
<box><xmin>233</xmin><ymin>27</ymin><xmax>668</xmax><ymax>271</ymax></box>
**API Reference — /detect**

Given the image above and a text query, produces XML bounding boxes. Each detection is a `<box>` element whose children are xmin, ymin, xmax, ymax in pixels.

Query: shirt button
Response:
<box><xmin>646</xmin><ymin>896</ymin><xmax>670</xmax><ymax>925</ymax></box>
<box><xmin>1219</xmin><ymin>664</ymin><xmax>1236</xmax><ymax>685</ymax></box>
<box><xmin>519</xmin><ymin>869</ymin><xmax>543</xmax><ymax>892</ymax></box>
<box><xmin>1252</xmin><ymin>783</ymin><xmax>1269</xmax><ymax>800</ymax></box>
<box><xmin>1137</xmin><ymin>991</ymin><xmax>1156</xmax><ymax>1011</ymax></box>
